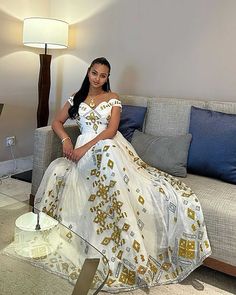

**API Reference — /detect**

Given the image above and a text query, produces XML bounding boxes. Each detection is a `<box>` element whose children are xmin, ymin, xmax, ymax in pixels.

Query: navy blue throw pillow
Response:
<box><xmin>187</xmin><ymin>106</ymin><xmax>236</xmax><ymax>184</ymax></box>
<box><xmin>118</xmin><ymin>105</ymin><xmax>147</xmax><ymax>142</ymax></box>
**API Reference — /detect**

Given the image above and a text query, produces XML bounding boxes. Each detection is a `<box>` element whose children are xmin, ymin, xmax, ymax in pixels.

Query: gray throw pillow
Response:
<box><xmin>131</xmin><ymin>130</ymin><xmax>192</xmax><ymax>177</ymax></box>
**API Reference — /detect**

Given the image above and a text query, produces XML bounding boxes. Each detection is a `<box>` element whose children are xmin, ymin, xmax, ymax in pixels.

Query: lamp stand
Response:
<box><xmin>37</xmin><ymin>53</ymin><xmax>51</xmax><ymax>128</ymax></box>
<box><xmin>0</xmin><ymin>103</ymin><xmax>3</xmax><ymax>116</ymax></box>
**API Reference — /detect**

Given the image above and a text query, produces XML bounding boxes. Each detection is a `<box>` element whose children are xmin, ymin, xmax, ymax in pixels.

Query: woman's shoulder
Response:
<box><xmin>107</xmin><ymin>92</ymin><xmax>119</xmax><ymax>100</ymax></box>
<box><xmin>107</xmin><ymin>93</ymin><xmax>122</xmax><ymax>108</ymax></box>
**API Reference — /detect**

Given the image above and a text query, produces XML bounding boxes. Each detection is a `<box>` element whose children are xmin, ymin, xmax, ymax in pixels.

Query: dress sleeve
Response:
<box><xmin>68</xmin><ymin>95</ymin><xmax>75</xmax><ymax>106</ymax></box>
<box><xmin>110</xmin><ymin>98</ymin><xmax>122</xmax><ymax>110</ymax></box>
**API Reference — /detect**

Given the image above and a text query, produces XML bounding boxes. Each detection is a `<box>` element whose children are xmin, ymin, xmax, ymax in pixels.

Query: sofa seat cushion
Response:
<box><xmin>183</xmin><ymin>173</ymin><xmax>236</xmax><ymax>267</ymax></box>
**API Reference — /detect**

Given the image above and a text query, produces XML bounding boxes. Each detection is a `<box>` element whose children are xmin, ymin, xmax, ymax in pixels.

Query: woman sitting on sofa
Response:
<box><xmin>35</xmin><ymin>57</ymin><xmax>211</xmax><ymax>293</ymax></box>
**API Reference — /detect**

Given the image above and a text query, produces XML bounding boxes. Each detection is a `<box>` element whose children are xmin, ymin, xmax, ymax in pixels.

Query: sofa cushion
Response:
<box><xmin>145</xmin><ymin>98</ymin><xmax>206</xmax><ymax>136</ymax></box>
<box><xmin>131</xmin><ymin>130</ymin><xmax>192</xmax><ymax>177</ymax></box>
<box><xmin>118</xmin><ymin>105</ymin><xmax>147</xmax><ymax>142</ymax></box>
<box><xmin>188</xmin><ymin>106</ymin><xmax>236</xmax><ymax>184</ymax></box>
<box><xmin>184</xmin><ymin>173</ymin><xmax>236</xmax><ymax>266</ymax></box>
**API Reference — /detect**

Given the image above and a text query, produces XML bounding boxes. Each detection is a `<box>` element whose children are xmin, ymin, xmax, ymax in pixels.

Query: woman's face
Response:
<box><xmin>88</xmin><ymin>63</ymin><xmax>109</xmax><ymax>89</ymax></box>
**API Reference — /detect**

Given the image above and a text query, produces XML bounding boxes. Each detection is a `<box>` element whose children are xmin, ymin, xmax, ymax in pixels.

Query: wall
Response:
<box><xmin>1</xmin><ymin>0</ymin><xmax>236</xmax><ymax>162</ymax></box>
<box><xmin>50</xmin><ymin>0</ymin><xmax>236</xmax><ymax>109</ymax></box>
<box><xmin>0</xmin><ymin>1</ymin><xmax>50</xmax><ymax>162</ymax></box>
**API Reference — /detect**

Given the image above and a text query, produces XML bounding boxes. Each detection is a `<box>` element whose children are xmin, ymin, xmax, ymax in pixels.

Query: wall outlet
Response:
<box><xmin>5</xmin><ymin>136</ymin><xmax>16</xmax><ymax>147</ymax></box>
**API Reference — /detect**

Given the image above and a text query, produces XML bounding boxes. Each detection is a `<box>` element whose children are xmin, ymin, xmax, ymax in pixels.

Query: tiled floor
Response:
<box><xmin>0</xmin><ymin>177</ymin><xmax>236</xmax><ymax>295</ymax></box>
<box><xmin>0</xmin><ymin>176</ymin><xmax>31</xmax><ymax>207</ymax></box>
<box><xmin>0</xmin><ymin>177</ymin><xmax>75</xmax><ymax>295</ymax></box>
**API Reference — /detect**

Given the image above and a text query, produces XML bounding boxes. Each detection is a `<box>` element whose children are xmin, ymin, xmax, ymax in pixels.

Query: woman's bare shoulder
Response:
<box><xmin>107</xmin><ymin>92</ymin><xmax>119</xmax><ymax>100</ymax></box>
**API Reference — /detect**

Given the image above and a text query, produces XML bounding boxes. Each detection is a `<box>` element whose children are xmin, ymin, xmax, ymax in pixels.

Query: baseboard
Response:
<box><xmin>0</xmin><ymin>155</ymin><xmax>33</xmax><ymax>177</ymax></box>
<box><xmin>204</xmin><ymin>257</ymin><xmax>236</xmax><ymax>277</ymax></box>
<box><xmin>11</xmin><ymin>170</ymin><xmax>32</xmax><ymax>183</ymax></box>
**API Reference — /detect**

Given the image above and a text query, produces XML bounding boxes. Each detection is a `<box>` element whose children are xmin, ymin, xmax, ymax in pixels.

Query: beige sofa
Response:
<box><xmin>30</xmin><ymin>95</ymin><xmax>236</xmax><ymax>277</ymax></box>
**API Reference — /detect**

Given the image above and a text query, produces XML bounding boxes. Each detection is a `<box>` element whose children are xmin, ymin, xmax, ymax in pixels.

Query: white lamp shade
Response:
<box><xmin>23</xmin><ymin>17</ymin><xmax>68</xmax><ymax>49</ymax></box>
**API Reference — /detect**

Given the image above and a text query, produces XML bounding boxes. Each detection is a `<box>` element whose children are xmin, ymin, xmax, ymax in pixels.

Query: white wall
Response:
<box><xmin>50</xmin><ymin>0</ymin><xmax>236</xmax><ymax>109</ymax></box>
<box><xmin>1</xmin><ymin>0</ymin><xmax>236</xmax><ymax>162</ymax></box>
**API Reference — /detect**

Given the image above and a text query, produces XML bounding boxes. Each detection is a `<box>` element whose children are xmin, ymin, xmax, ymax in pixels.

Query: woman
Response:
<box><xmin>35</xmin><ymin>57</ymin><xmax>211</xmax><ymax>292</ymax></box>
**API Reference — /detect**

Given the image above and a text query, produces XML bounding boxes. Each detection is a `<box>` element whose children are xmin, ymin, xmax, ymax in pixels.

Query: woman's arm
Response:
<box><xmin>51</xmin><ymin>102</ymin><xmax>70</xmax><ymax>139</ymax></box>
<box><xmin>71</xmin><ymin>105</ymin><xmax>121</xmax><ymax>162</ymax></box>
<box><xmin>51</xmin><ymin>102</ymin><xmax>74</xmax><ymax>158</ymax></box>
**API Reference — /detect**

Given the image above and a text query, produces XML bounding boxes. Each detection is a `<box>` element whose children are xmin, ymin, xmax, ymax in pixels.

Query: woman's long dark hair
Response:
<box><xmin>68</xmin><ymin>57</ymin><xmax>111</xmax><ymax>119</ymax></box>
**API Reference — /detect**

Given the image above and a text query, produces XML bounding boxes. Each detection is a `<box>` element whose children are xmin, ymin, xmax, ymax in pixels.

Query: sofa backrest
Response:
<box><xmin>145</xmin><ymin>98</ymin><xmax>206</xmax><ymax>136</ymax></box>
<box><xmin>207</xmin><ymin>101</ymin><xmax>236</xmax><ymax>114</ymax></box>
<box><xmin>120</xmin><ymin>95</ymin><xmax>236</xmax><ymax>136</ymax></box>
<box><xmin>119</xmin><ymin>95</ymin><xmax>148</xmax><ymax>107</ymax></box>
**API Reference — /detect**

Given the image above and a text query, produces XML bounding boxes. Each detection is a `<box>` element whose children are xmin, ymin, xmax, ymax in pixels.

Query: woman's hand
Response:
<box><xmin>71</xmin><ymin>146</ymin><xmax>88</xmax><ymax>162</ymax></box>
<box><xmin>62</xmin><ymin>140</ymin><xmax>74</xmax><ymax>160</ymax></box>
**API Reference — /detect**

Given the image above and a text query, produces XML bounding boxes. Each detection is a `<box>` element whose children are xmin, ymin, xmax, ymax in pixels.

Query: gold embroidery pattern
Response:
<box><xmin>188</xmin><ymin>208</ymin><xmax>195</xmax><ymax>220</ymax></box>
<box><xmin>85</xmin><ymin>111</ymin><xmax>100</xmax><ymax>132</ymax></box>
<box><xmin>36</xmin><ymin>99</ymin><xmax>211</xmax><ymax>291</ymax></box>
<box><xmin>178</xmin><ymin>238</ymin><xmax>195</xmax><ymax>259</ymax></box>
<box><xmin>119</xmin><ymin>266</ymin><xmax>136</xmax><ymax>285</ymax></box>
<box><xmin>133</xmin><ymin>240</ymin><xmax>141</xmax><ymax>253</ymax></box>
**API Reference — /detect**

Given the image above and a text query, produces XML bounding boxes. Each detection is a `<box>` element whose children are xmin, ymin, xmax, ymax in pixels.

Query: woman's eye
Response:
<box><xmin>92</xmin><ymin>71</ymin><xmax>97</xmax><ymax>75</ymax></box>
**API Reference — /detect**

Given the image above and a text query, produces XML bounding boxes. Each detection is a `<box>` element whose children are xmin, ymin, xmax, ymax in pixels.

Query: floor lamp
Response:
<box><xmin>0</xmin><ymin>103</ymin><xmax>3</xmax><ymax>116</ymax></box>
<box><xmin>23</xmin><ymin>17</ymin><xmax>68</xmax><ymax>128</ymax></box>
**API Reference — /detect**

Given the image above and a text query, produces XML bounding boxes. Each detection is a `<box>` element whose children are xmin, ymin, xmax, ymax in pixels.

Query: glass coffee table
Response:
<box><xmin>0</xmin><ymin>196</ymin><xmax>110</xmax><ymax>295</ymax></box>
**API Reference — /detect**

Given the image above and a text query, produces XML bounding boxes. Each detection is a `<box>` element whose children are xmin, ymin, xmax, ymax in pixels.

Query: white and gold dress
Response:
<box><xmin>35</xmin><ymin>97</ymin><xmax>211</xmax><ymax>292</ymax></box>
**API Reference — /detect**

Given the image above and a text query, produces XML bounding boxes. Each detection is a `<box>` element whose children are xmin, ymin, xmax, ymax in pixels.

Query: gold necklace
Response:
<box><xmin>88</xmin><ymin>91</ymin><xmax>105</xmax><ymax>109</ymax></box>
<box><xmin>89</xmin><ymin>96</ymin><xmax>96</xmax><ymax>109</ymax></box>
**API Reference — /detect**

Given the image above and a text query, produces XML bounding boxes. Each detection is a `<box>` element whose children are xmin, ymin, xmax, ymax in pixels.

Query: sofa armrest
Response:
<box><xmin>31</xmin><ymin>124</ymin><xmax>79</xmax><ymax>197</ymax></box>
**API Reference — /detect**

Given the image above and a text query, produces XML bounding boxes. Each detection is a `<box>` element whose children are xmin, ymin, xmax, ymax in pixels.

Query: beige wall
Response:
<box><xmin>0</xmin><ymin>1</ymin><xmax>50</xmax><ymax>161</ymax></box>
<box><xmin>1</xmin><ymin>0</ymin><xmax>236</xmax><ymax>161</ymax></box>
